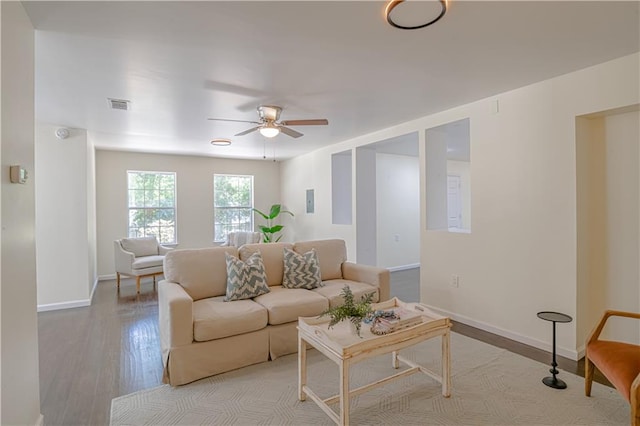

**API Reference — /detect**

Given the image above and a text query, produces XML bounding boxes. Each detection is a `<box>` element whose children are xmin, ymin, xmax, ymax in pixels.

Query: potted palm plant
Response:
<box><xmin>253</xmin><ymin>204</ymin><xmax>294</xmax><ymax>243</ymax></box>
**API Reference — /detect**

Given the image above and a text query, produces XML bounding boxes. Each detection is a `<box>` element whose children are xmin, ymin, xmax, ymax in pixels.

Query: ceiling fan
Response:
<box><xmin>208</xmin><ymin>105</ymin><xmax>328</xmax><ymax>139</ymax></box>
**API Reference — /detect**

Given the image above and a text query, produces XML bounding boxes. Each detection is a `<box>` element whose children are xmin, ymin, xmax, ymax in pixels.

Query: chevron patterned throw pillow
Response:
<box><xmin>224</xmin><ymin>252</ymin><xmax>270</xmax><ymax>301</ymax></box>
<box><xmin>282</xmin><ymin>248</ymin><xmax>323</xmax><ymax>289</ymax></box>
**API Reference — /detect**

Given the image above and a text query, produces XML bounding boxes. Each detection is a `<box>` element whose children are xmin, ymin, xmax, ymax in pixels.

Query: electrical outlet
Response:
<box><xmin>394</xmin><ymin>234</ymin><xmax>400</xmax><ymax>242</ymax></box>
<box><xmin>450</xmin><ymin>274</ymin><xmax>459</xmax><ymax>288</ymax></box>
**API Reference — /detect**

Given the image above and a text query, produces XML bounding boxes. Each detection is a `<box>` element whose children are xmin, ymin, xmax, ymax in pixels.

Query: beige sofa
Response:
<box><xmin>159</xmin><ymin>239</ymin><xmax>390</xmax><ymax>386</ymax></box>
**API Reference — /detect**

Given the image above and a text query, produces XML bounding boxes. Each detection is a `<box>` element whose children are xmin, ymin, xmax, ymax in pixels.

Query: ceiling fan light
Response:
<box><xmin>259</xmin><ymin>124</ymin><xmax>280</xmax><ymax>138</ymax></box>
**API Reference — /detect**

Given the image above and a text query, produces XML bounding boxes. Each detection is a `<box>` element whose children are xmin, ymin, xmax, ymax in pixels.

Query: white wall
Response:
<box><xmin>96</xmin><ymin>150</ymin><xmax>281</xmax><ymax>277</ymax></box>
<box><xmin>603</xmin><ymin>110</ymin><xmax>639</xmax><ymax>342</ymax></box>
<box><xmin>331</xmin><ymin>151</ymin><xmax>352</xmax><ymax>225</ymax></box>
<box><xmin>355</xmin><ymin>147</ymin><xmax>377</xmax><ymax>265</ymax></box>
<box><xmin>576</xmin><ymin>109</ymin><xmax>640</xmax><ymax>347</ymax></box>
<box><xmin>280</xmin><ymin>148</ymin><xmax>356</xmax><ymax>257</ymax></box>
<box><xmin>576</xmin><ymin>115</ymin><xmax>606</xmax><ymax>350</ymax></box>
<box><xmin>376</xmin><ymin>153</ymin><xmax>420</xmax><ymax>268</ymax></box>
<box><xmin>425</xmin><ymin>127</ymin><xmax>448</xmax><ymax>230</ymax></box>
<box><xmin>1</xmin><ymin>2</ymin><xmax>43</xmax><ymax>424</ymax></box>
<box><xmin>421</xmin><ymin>54</ymin><xmax>639</xmax><ymax>360</ymax></box>
<box><xmin>36</xmin><ymin>123</ymin><xmax>96</xmax><ymax>309</ymax></box>
<box><xmin>1</xmin><ymin>4</ymin><xmax>3</xmax><ymax>419</ymax></box>
<box><xmin>281</xmin><ymin>53</ymin><xmax>640</xmax><ymax>359</ymax></box>
<box><xmin>87</xmin><ymin>133</ymin><xmax>97</xmax><ymax>295</ymax></box>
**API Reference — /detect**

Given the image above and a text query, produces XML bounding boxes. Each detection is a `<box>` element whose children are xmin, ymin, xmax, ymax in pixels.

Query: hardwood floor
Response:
<box><xmin>38</xmin><ymin>278</ymin><xmax>162</xmax><ymax>425</ymax></box>
<box><xmin>38</xmin><ymin>270</ymin><xmax>610</xmax><ymax>425</ymax></box>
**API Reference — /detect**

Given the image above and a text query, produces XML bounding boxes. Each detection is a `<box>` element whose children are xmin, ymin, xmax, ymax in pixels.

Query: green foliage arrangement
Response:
<box><xmin>252</xmin><ymin>204</ymin><xmax>294</xmax><ymax>243</ymax></box>
<box><xmin>319</xmin><ymin>285</ymin><xmax>374</xmax><ymax>337</ymax></box>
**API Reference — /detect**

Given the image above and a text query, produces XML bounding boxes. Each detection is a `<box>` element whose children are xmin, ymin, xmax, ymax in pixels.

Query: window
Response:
<box><xmin>127</xmin><ymin>171</ymin><xmax>176</xmax><ymax>244</ymax></box>
<box><xmin>214</xmin><ymin>174</ymin><xmax>254</xmax><ymax>242</ymax></box>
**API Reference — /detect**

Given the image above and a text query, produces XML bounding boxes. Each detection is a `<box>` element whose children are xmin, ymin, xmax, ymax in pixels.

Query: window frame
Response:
<box><xmin>126</xmin><ymin>170</ymin><xmax>177</xmax><ymax>245</ymax></box>
<box><xmin>213</xmin><ymin>174</ymin><xmax>254</xmax><ymax>243</ymax></box>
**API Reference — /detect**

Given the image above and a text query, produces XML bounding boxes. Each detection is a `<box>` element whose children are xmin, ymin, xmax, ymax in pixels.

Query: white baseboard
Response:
<box><xmin>99</xmin><ymin>273</ymin><xmax>116</xmax><ymax>281</ymax></box>
<box><xmin>387</xmin><ymin>263</ymin><xmax>420</xmax><ymax>272</ymax></box>
<box><xmin>89</xmin><ymin>277</ymin><xmax>98</xmax><ymax>303</ymax></box>
<box><xmin>35</xmin><ymin>414</ymin><xmax>44</xmax><ymax>426</ymax></box>
<box><xmin>576</xmin><ymin>344</ymin><xmax>585</xmax><ymax>359</ymax></box>
<box><xmin>37</xmin><ymin>299</ymin><xmax>91</xmax><ymax>312</ymax></box>
<box><xmin>38</xmin><ymin>278</ymin><xmax>98</xmax><ymax>312</ymax></box>
<box><xmin>423</xmin><ymin>304</ymin><xmax>580</xmax><ymax>361</ymax></box>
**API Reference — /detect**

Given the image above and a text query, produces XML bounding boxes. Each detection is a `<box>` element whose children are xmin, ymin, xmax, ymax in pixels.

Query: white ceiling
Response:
<box><xmin>24</xmin><ymin>1</ymin><xmax>640</xmax><ymax>161</ymax></box>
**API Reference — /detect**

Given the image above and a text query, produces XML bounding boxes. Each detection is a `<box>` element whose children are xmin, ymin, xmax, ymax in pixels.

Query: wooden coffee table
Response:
<box><xmin>297</xmin><ymin>297</ymin><xmax>451</xmax><ymax>426</ymax></box>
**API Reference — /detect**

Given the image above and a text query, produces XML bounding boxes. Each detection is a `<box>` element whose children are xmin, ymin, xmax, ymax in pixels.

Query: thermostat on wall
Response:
<box><xmin>10</xmin><ymin>165</ymin><xmax>28</xmax><ymax>184</ymax></box>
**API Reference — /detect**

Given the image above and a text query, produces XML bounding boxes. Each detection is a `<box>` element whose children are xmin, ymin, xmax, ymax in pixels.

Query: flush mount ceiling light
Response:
<box><xmin>385</xmin><ymin>0</ymin><xmax>448</xmax><ymax>30</ymax></box>
<box><xmin>211</xmin><ymin>138</ymin><xmax>232</xmax><ymax>146</ymax></box>
<box><xmin>259</xmin><ymin>122</ymin><xmax>281</xmax><ymax>138</ymax></box>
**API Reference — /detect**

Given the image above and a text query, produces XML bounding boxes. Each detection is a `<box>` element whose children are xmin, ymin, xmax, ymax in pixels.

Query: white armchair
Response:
<box><xmin>220</xmin><ymin>231</ymin><xmax>262</xmax><ymax>247</ymax></box>
<box><xmin>114</xmin><ymin>236</ymin><xmax>173</xmax><ymax>293</ymax></box>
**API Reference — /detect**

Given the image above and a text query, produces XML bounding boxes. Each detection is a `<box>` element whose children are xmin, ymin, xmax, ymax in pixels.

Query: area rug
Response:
<box><xmin>111</xmin><ymin>333</ymin><xmax>627</xmax><ymax>425</ymax></box>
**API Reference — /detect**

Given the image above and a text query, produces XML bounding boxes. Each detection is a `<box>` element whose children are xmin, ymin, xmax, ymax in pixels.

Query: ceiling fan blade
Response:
<box><xmin>279</xmin><ymin>126</ymin><xmax>304</xmax><ymax>138</ymax></box>
<box><xmin>208</xmin><ymin>118</ymin><xmax>261</xmax><ymax>125</ymax></box>
<box><xmin>235</xmin><ymin>126</ymin><xmax>260</xmax><ymax>136</ymax></box>
<box><xmin>280</xmin><ymin>119</ymin><xmax>328</xmax><ymax>126</ymax></box>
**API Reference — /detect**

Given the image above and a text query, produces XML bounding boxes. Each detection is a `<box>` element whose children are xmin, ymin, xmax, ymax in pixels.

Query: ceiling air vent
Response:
<box><xmin>108</xmin><ymin>98</ymin><xmax>130</xmax><ymax>111</ymax></box>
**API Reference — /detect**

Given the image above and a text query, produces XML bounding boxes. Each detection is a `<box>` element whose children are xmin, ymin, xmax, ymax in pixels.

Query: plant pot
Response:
<box><xmin>347</xmin><ymin>318</ymin><xmax>365</xmax><ymax>337</ymax></box>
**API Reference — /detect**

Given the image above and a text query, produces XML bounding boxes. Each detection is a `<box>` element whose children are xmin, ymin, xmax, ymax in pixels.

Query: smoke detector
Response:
<box><xmin>107</xmin><ymin>98</ymin><xmax>130</xmax><ymax>111</ymax></box>
<box><xmin>55</xmin><ymin>128</ymin><xmax>70</xmax><ymax>139</ymax></box>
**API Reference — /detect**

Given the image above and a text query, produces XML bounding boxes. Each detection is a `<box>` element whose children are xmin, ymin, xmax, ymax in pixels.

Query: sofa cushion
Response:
<box><xmin>121</xmin><ymin>237</ymin><xmax>159</xmax><ymax>257</ymax></box>
<box><xmin>282</xmin><ymin>248</ymin><xmax>322</xmax><ymax>289</ymax></box>
<box><xmin>193</xmin><ymin>296</ymin><xmax>268</xmax><ymax>342</ymax></box>
<box><xmin>132</xmin><ymin>255</ymin><xmax>164</xmax><ymax>270</ymax></box>
<box><xmin>253</xmin><ymin>286</ymin><xmax>329</xmax><ymax>325</ymax></box>
<box><xmin>313</xmin><ymin>279</ymin><xmax>379</xmax><ymax>308</ymax></box>
<box><xmin>239</xmin><ymin>242</ymin><xmax>293</xmax><ymax>286</ymax></box>
<box><xmin>224</xmin><ymin>252</ymin><xmax>270</xmax><ymax>301</ymax></box>
<box><xmin>164</xmin><ymin>247</ymin><xmax>238</xmax><ymax>301</ymax></box>
<box><xmin>293</xmin><ymin>239</ymin><xmax>346</xmax><ymax>281</ymax></box>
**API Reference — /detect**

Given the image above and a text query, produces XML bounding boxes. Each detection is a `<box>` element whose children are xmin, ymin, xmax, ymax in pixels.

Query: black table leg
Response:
<box><xmin>542</xmin><ymin>321</ymin><xmax>567</xmax><ymax>389</ymax></box>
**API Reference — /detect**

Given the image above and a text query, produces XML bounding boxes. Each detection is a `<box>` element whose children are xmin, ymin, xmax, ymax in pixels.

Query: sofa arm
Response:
<box><xmin>158</xmin><ymin>280</ymin><xmax>194</xmax><ymax>364</ymax></box>
<box><xmin>342</xmin><ymin>262</ymin><xmax>390</xmax><ymax>302</ymax></box>
<box><xmin>159</xmin><ymin>244</ymin><xmax>174</xmax><ymax>255</ymax></box>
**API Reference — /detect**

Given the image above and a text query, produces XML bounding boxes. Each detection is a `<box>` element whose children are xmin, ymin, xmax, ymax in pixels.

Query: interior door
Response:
<box><xmin>447</xmin><ymin>175</ymin><xmax>462</xmax><ymax>229</ymax></box>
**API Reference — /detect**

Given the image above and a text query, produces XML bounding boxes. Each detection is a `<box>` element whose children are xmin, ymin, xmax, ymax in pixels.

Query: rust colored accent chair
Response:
<box><xmin>585</xmin><ymin>310</ymin><xmax>640</xmax><ymax>426</ymax></box>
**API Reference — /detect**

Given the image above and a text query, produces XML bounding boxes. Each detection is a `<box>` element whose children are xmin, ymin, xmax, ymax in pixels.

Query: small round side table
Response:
<box><xmin>537</xmin><ymin>311</ymin><xmax>572</xmax><ymax>389</ymax></box>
